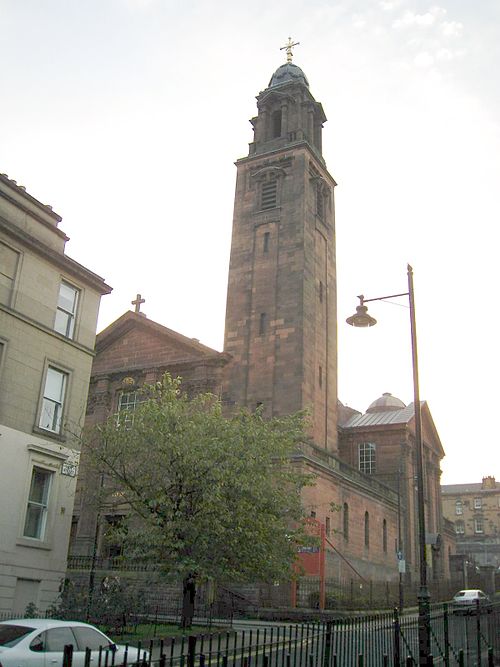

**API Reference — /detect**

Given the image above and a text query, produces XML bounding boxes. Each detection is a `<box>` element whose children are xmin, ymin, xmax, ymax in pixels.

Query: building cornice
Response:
<box><xmin>0</xmin><ymin>216</ymin><xmax>112</xmax><ymax>295</ymax></box>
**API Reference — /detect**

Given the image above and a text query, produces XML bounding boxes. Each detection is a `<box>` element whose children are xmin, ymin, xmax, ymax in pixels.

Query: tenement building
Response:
<box><xmin>71</xmin><ymin>51</ymin><xmax>452</xmax><ymax>585</ymax></box>
<box><xmin>442</xmin><ymin>476</ymin><xmax>500</xmax><ymax>569</ymax></box>
<box><xmin>0</xmin><ymin>173</ymin><xmax>111</xmax><ymax>615</ymax></box>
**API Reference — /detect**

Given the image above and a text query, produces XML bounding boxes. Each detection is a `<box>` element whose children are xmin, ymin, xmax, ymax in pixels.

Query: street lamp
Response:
<box><xmin>346</xmin><ymin>264</ymin><xmax>431</xmax><ymax>666</ymax></box>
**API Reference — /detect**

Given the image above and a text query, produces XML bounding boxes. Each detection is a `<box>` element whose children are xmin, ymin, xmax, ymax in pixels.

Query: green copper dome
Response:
<box><xmin>268</xmin><ymin>62</ymin><xmax>309</xmax><ymax>88</ymax></box>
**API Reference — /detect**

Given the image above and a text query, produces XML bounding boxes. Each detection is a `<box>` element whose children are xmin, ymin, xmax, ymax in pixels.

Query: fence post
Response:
<box><xmin>443</xmin><ymin>603</ymin><xmax>450</xmax><ymax>667</ymax></box>
<box><xmin>63</xmin><ymin>644</ymin><xmax>73</xmax><ymax>667</ymax></box>
<box><xmin>187</xmin><ymin>636</ymin><xmax>197</xmax><ymax>667</ymax></box>
<box><xmin>476</xmin><ymin>600</ymin><xmax>481</xmax><ymax>667</ymax></box>
<box><xmin>458</xmin><ymin>649</ymin><xmax>464</xmax><ymax>667</ymax></box>
<box><xmin>323</xmin><ymin>621</ymin><xmax>333</xmax><ymax>667</ymax></box>
<box><xmin>393</xmin><ymin>608</ymin><xmax>401</xmax><ymax>667</ymax></box>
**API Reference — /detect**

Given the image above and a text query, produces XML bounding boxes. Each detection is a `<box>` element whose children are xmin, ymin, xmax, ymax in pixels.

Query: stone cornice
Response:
<box><xmin>236</xmin><ymin>142</ymin><xmax>337</xmax><ymax>187</ymax></box>
<box><xmin>0</xmin><ymin>215</ymin><xmax>112</xmax><ymax>295</ymax></box>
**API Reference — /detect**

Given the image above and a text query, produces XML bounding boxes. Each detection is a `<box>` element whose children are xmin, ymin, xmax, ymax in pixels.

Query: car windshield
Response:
<box><xmin>0</xmin><ymin>625</ymin><xmax>34</xmax><ymax>647</ymax></box>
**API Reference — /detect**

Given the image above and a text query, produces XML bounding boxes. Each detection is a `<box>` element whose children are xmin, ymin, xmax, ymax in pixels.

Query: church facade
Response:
<box><xmin>71</xmin><ymin>53</ymin><xmax>452</xmax><ymax>587</ymax></box>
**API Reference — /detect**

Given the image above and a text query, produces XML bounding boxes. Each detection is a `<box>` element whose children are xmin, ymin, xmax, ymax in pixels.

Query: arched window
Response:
<box><xmin>383</xmin><ymin>519</ymin><xmax>387</xmax><ymax>553</ymax></box>
<box><xmin>364</xmin><ymin>511</ymin><xmax>370</xmax><ymax>548</ymax></box>
<box><xmin>343</xmin><ymin>503</ymin><xmax>349</xmax><ymax>542</ymax></box>
<box><xmin>271</xmin><ymin>110</ymin><xmax>282</xmax><ymax>138</ymax></box>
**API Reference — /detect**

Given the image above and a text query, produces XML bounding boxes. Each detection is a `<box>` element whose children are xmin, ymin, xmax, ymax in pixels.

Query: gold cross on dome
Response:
<box><xmin>280</xmin><ymin>37</ymin><xmax>300</xmax><ymax>63</ymax></box>
<box><xmin>131</xmin><ymin>293</ymin><xmax>145</xmax><ymax>313</ymax></box>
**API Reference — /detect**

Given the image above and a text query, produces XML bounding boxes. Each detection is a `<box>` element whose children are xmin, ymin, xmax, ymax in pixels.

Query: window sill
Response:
<box><xmin>16</xmin><ymin>537</ymin><xmax>53</xmax><ymax>551</ymax></box>
<box><xmin>32</xmin><ymin>426</ymin><xmax>67</xmax><ymax>444</ymax></box>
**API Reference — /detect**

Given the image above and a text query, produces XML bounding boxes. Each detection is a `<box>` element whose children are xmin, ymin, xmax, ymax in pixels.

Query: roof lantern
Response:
<box><xmin>268</xmin><ymin>36</ymin><xmax>309</xmax><ymax>89</ymax></box>
<box><xmin>366</xmin><ymin>392</ymin><xmax>407</xmax><ymax>414</ymax></box>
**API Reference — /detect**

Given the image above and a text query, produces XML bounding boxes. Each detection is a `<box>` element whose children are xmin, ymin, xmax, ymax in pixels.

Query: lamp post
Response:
<box><xmin>346</xmin><ymin>264</ymin><xmax>431</xmax><ymax>666</ymax></box>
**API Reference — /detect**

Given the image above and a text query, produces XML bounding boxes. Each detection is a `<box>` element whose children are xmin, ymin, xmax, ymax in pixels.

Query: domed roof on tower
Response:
<box><xmin>268</xmin><ymin>62</ymin><xmax>309</xmax><ymax>89</ymax></box>
<box><xmin>268</xmin><ymin>36</ymin><xmax>309</xmax><ymax>89</ymax></box>
<box><xmin>366</xmin><ymin>392</ymin><xmax>406</xmax><ymax>413</ymax></box>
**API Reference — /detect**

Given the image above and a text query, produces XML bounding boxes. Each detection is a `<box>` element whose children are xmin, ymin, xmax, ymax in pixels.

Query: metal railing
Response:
<box><xmin>56</xmin><ymin>601</ymin><xmax>499</xmax><ymax>667</ymax></box>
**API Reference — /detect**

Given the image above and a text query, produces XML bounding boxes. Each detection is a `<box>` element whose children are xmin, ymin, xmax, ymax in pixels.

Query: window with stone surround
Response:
<box><xmin>455</xmin><ymin>500</ymin><xmax>463</xmax><ymax>515</ymax></box>
<box><xmin>39</xmin><ymin>366</ymin><xmax>68</xmax><ymax>434</ymax></box>
<box><xmin>117</xmin><ymin>390</ymin><xmax>139</xmax><ymax>428</ymax></box>
<box><xmin>261</xmin><ymin>178</ymin><xmax>278</xmax><ymax>210</ymax></box>
<box><xmin>455</xmin><ymin>520</ymin><xmax>465</xmax><ymax>534</ymax></box>
<box><xmin>474</xmin><ymin>517</ymin><xmax>484</xmax><ymax>533</ymax></box>
<box><xmin>0</xmin><ymin>240</ymin><xmax>20</xmax><ymax>306</ymax></box>
<box><xmin>263</xmin><ymin>232</ymin><xmax>270</xmax><ymax>253</ymax></box>
<box><xmin>271</xmin><ymin>110</ymin><xmax>282</xmax><ymax>138</ymax></box>
<box><xmin>359</xmin><ymin>443</ymin><xmax>376</xmax><ymax>474</ymax></box>
<box><xmin>23</xmin><ymin>467</ymin><xmax>53</xmax><ymax>540</ymax></box>
<box><xmin>316</xmin><ymin>183</ymin><xmax>325</xmax><ymax>219</ymax></box>
<box><xmin>54</xmin><ymin>281</ymin><xmax>79</xmax><ymax>339</ymax></box>
<box><xmin>259</xmin><ymin>313</ymin><xmax>267</xmax><ymax>335</ymax></box>
<box><xmin>474</xmin><ymin>497</ymin><xmax>482</xmax><ymax>509</ymax></box>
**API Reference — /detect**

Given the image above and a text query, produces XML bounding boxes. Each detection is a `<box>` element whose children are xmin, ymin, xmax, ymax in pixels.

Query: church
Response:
<box><xmin>71</xmin><ymin>45</ymin><xmax>455</xmax><ymax>590</ymax></box>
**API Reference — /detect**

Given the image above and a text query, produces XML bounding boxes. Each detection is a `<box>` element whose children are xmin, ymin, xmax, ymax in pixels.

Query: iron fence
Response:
<box><xmin>56</xmin><ymin>602</ymin><xmax>499</xmax><ymax>667</ymax></box>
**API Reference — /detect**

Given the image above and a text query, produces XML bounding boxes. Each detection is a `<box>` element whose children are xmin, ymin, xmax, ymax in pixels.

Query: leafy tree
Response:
<box><xmin>84</xmin><ymin>374</ymin><xmax>313</xmax><ymax>627</ymax></box>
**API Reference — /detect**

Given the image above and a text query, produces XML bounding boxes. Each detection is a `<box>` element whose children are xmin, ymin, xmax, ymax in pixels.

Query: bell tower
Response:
<box><xmin>223</xmin><ymin>46</ymin><xmax>338</xmax><ymax>452</ymax></box>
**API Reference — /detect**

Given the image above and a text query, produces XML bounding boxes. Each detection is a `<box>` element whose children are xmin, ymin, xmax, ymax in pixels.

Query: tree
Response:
<box><xmin>84</xmin><ymin>374</ymin><xmax>313</xmax><ymax>627</ymax></box>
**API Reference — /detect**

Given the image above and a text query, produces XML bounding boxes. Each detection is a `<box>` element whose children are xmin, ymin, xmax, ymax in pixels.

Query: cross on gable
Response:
<box><xmin>131</xmin><ymin>293</ymin><xmax>145</xmax><ymax>313</ymax></box>
<box><xmin>280</xmin><ymin>37</ymin><xmax>300</xmax><ymax>63</ymax></box>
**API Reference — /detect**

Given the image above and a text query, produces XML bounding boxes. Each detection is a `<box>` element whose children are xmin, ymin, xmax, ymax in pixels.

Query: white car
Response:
<box><xmin>0</xmin><ymin>619</ymin><xmax>148</xmax><ymax>667</ymax></box>
<box><xmin>451</xmin><ymin>589</ymin><xmax>490</xmax><ymax>614</ymax></box>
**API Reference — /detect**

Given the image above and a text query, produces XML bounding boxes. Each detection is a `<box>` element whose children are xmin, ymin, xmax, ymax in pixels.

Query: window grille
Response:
<box><xmin>117</xmin><ymin>390</ymin><xmax>139</xmax><ymax>428</ymax></box>
<box><xmin>359</xmin><ymin>443</ymin><xmax>376</xmax><ymax>474</ymax></box>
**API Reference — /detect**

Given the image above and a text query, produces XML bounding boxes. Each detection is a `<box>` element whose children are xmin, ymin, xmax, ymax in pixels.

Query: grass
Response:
<box><xmin>106</xmin><ymin>623</ymin><xmax>225</xmax><ymax>644</ymax></box>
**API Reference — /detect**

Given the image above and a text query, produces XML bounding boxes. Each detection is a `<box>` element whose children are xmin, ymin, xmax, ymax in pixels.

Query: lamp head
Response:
<box><xmin>346</xmin><ymin>296</ymin><xmax>377</xmax><ymax>328</ymax></box>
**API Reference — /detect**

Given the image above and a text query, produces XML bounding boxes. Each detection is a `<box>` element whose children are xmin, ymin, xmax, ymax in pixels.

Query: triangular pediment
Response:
<box><xmin>93</xmin><ymin>311</ymin><xmax>226</xmax><ymax>375</ymax></box>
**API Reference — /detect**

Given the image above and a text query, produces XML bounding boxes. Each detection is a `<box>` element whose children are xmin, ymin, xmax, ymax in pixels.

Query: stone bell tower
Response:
<box><xmin>223</xmin><ymin>44</ymin><xmax>338</xmax><ymax>452</ymax></box>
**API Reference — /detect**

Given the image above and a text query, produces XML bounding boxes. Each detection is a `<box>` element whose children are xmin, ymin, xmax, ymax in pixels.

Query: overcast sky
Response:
<box><xmin>2</xmin><ymin>0</ymin><xmax>499</xmax><ymax>485</ymax></box>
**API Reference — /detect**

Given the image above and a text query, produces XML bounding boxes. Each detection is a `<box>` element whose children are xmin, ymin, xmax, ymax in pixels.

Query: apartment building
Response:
<box><xmin>0</xmin><ymin>173</ymin><xmax>111</xmax><ymax>614</ymax></box>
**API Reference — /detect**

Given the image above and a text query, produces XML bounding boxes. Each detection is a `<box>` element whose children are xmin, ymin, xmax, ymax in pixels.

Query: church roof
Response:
<box><xmin>95</xmin><ymin>310</ymin><xmax>227</xmax><ymax>360</ymax></box>
<box><xmin>268</xmin><ymin>62</ymin><xmax>309</xmax><ymax>89</ymax></box>
<box><xmin>342</xmin><ymin>403</ymin><xmax>417</xmax><ymax>428</ymax></box>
